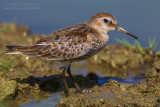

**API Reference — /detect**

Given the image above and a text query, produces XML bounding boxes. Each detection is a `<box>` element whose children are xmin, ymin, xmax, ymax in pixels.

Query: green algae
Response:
<box><xmin>0</xmin><ymin>80</ymin><xmax>17</xmax><ymax>101</ymax></box>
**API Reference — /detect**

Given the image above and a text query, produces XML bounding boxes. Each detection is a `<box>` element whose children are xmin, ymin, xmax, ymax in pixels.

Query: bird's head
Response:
<box><xmin>89</xmin><ymin>12</ymin><xmax>138</xmax><ymax>39</ymax></box>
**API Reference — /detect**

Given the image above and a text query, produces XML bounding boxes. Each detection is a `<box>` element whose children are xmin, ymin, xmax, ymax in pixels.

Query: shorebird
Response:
<box><xmin>6</xmin><ymin>12</ymin><xmax>138</xmax><ymax>94</ymax></box>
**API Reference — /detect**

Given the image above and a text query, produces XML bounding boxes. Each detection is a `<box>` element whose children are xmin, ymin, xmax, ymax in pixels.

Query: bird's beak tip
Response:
<box><xmin>115</xmin><ymin>25</ymin><xmax>138</xmax><ymax>40</ymax></box>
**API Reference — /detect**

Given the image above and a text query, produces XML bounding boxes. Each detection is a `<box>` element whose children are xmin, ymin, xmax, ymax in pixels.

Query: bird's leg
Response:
<box><xmin>61</xmin><ymin>67</ymin><xmax>70</xmax><ymax>94</ymax></box>
<box><xmin>66</xmin><ymin>65</ymin><xmax>100</xmax><ymax>93</ymax></box>
<box><xmin>66</xmin><ymin>64</ymin><xmax>80</xmax><ymax>91</ymax></box>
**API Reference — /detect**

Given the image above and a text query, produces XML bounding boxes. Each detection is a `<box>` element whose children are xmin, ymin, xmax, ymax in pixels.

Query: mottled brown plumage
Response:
<box><xmin>6</xmin><ymin>12</ymin><xmax>138</xmax><ymax>94</ymax></box>
<box><xmin>7</xmin><ymin>23</ymin><xmax>107</xmax><ymax>62</ymax></box>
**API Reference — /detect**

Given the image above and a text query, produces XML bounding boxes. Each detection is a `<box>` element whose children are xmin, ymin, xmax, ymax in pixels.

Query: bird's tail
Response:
<box><xmin>6</xmin><ymin>45</ymin><xmax>40</xmax><ymax>57</ymax></box>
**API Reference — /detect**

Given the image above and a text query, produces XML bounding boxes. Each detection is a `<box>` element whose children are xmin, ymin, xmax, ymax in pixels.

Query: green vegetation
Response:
<box><xmin>0</xmin><ymin>17</ymin><xmax>16</xmax><ymax>35</ymax></box>
<box><xmin>134</xmin><ymin>40</ymin><xmax>146</xmax><ymax>54</ymax></box>
<box><xmin>158</xmin><ymin>50</ymin><xmax>160</xmax><ymax>56</ymax></box>
<box><xmin>149</xmin><ymin>37</ymin><xmax>157</xmax><ymax>50</ymax></box>
<box><xmin>115</xmin><ymin>38</ymin><xmax>134</xmax><ymax>49</ymax></box>
<box><xmin>115</xmin><ymin>38</ymin><xmax>157</xmax><ymax>54</ymax></box>
<box><xmin>0</xmin><ymin>55</ymin><xmax>17</xmax><ymax>72</ymax></box>
<box><xmin>0</xmin><ymin>17</ymin><xmax>17</xmax><ymax>73</ymax></box>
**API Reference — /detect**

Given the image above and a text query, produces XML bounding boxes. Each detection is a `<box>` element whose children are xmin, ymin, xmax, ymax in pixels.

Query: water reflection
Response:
<box><xmin>21</xmin><ymin>93</ymin><xmax>62</xmax><ymax>107</ymax></box>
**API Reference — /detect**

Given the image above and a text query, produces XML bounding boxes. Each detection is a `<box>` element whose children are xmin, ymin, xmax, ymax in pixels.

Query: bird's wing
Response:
<box><xmin>7</xmin><ymin>23</ymin><xmax>98</xmax><ymax>60</ymax></box>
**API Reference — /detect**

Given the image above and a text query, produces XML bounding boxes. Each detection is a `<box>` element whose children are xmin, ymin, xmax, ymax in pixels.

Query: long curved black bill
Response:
<box><xmin>115</xmin><ymin>25</ymin><xmax>138</xmax><ymax>40</ymax></box>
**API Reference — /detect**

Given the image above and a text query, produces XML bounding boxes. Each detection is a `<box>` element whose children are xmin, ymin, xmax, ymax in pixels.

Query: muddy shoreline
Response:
<box><xmin>0</xmin><ymin>23</ymin><xmax>160</xmax><ymax>106</ymax></box>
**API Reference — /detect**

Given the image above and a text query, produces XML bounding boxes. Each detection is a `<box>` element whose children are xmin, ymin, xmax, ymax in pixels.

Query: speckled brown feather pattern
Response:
<box><xmin>6</xmin><ymin>12</ymin><xmax>131</xmax><ymax>63</ymax></box>
<box><xmin>6</xmin><ymin>12</ymin><xmax>138</xmax><ymax>94</ymax></box>
<box><xmin>7</xmin><ymin>23</ymin><xmax>107</xmax><ymax>62</ymax></box>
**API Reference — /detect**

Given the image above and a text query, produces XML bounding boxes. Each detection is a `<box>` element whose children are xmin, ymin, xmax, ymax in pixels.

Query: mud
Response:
<box><xmin>0</xmin><ymin>23</ymin><xmax>160</xmax><ymax>106</ymax></box>
<box><xmin>57</xmin><ymin>60</ymin><xmax>160</xmax><ymax>107</ymax></box>
<box><xmin>0</xmin><ymin>23</ymin><xmax>62</xmax><ymax>102</ymax></box>
<box><xmin>87</xmin><ymin>44</ymin><xmax>154</xmax><ymax>78</ymax></box>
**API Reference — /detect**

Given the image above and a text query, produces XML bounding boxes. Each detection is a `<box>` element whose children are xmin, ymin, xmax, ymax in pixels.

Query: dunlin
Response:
<box><xmin>7</xmin><ymin>12</ymin><xmax>138</xmax><ymax>94</ymax></box>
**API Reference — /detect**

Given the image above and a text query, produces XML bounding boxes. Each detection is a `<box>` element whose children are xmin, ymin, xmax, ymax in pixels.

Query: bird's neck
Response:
<box><xmin>88</xmin><ymin>23</ymin><xmax>109</xmax><ymax>43</ymax></box>
<box><xmin>101</xmin><ymin>32</ymin><xmax>109</xmax><ymax>43</ymax></box>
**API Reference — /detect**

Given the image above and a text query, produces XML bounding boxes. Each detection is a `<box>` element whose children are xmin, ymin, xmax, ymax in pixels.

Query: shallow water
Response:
<box><xmin>1</xmin><ymin>92</ymin><xmax>62</xmax><ymax>107</ymax></box>
<box><xmin>28</xmin><ymin>67</ymin><xmax>146</xmax><ymax>106</ymax></box>
<box><xmin>0</xmin><ymin>63</ymin><xmax>148</xmax><ymax>107</ymax></box>
<box><xmin>20</xmin><ymin>93</ymin><xmax>62</xmax><ymax>107</ymax></box>
<box><xmin>19</xmin><ymin>76</ymin><xmax>145</xmax><ymax>107</ymax></box>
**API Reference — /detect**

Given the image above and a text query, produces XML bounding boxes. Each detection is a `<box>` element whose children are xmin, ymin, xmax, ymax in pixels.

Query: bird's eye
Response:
<box><xmin>103</xmin><ymin>19</ymin><xmax>108</xmax><ymax>23</ymax></box>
